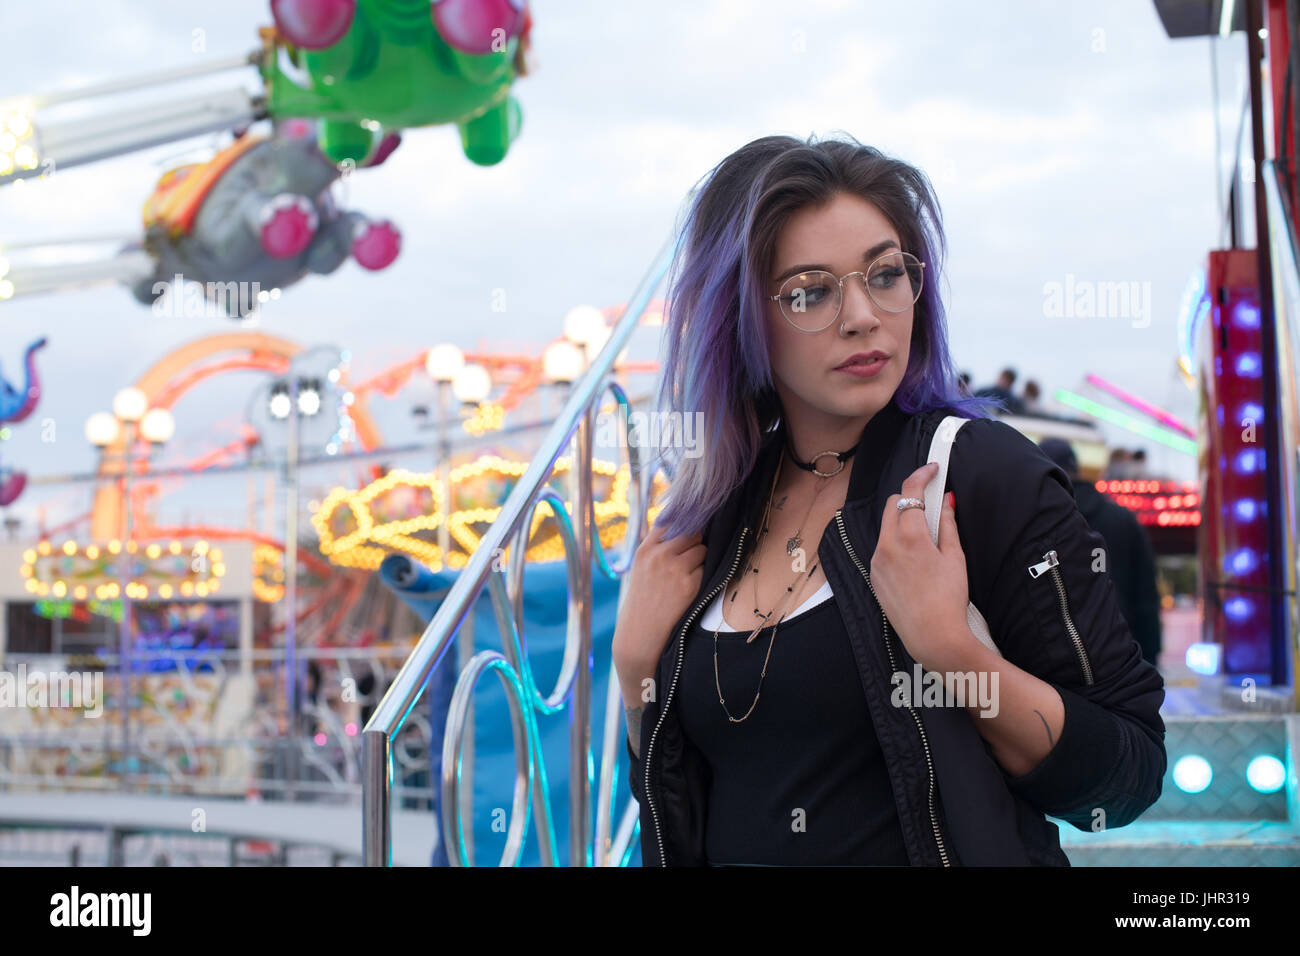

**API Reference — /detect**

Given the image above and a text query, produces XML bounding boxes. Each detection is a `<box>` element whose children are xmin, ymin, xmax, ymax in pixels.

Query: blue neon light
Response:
<box><xmin>1235</xmin><ymin>448</ymin><xmax>1263</xmax><ymax>473</ymax></box>
<box><xmin>1185</xmin><ymin>642</ymin><xmax>1221</xmax><ymax>675</ymax></box>
<box><xmin>1233</xmin><ymin>302</ymin><xmax>1261</xmax><ymax>328</ymax></box>
<box><xmin>1246</xmin><ymin>755</ymin><xmax>1285</xmax><ymax>793</ymax></box>
<box><xmin>1227</xmin><ymin>548</ymin><xmax>1257</xmax><ymax>575</ymax></box>
<box><xmin>1235</xmin><ymin>352</ymin><xmax>1262</xmax><ymax>376</ymax></box>
<box><xmin>1173</xmin><ymin>755</ymin><xmax>1213</xmax><ymax>794</ymax></box>
<box><xmin>1224</xmin><ymin>597</ymin><xmax>1253</xmax><ymax>622</ymax></box>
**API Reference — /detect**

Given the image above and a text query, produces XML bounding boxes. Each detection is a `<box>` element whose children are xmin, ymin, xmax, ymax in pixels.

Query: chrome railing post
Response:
<box><xmin>362</xmin><ymin>224</ymin><xmax>685</xmax><ymax>866</ymax></box>
<box><xmin>570</xmin><ymin>401</ymin><xmax>595</xmax><ymax>866</ymax></box>
<box><xmin>362</xmin><ymin>729</ymin><xmax>390</xmax><ymax>866</ymax></box>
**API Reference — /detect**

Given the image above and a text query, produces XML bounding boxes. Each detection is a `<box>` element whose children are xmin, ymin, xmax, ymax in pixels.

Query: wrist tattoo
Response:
<box><xmin>1033</xmin><ymin>709</ymin><xmax>1054</xmax><ymax>747</ymax></box>
<box><xmin>625</xmin><ymin>703</ymin><xmax>643</xmax><ymax>759</ymax></box>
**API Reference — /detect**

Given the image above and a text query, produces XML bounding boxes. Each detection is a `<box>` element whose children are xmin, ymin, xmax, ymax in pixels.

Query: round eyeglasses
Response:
<box><xmin>768</xmin><ymin>251</ymin><xmax>925</xmax><ymax>332</ymax></box>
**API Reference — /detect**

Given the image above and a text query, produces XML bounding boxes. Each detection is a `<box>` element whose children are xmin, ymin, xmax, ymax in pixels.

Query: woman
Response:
<box><xmin>613</xmin><ymin>133</ymin><xmax>1166</xmax><ymax>867</ymax></box>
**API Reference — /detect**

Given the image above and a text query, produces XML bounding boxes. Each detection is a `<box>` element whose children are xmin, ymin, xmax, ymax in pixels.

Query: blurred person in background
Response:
<box><xmin>1129</xmin><ymin>448</ymin><xmax>1149</xmax><ymax>478</ymax></box>
<box><xmin>1039</xmin><ymin>438</ymin><xmax>1162</xmax><ymax>666</ymax></box>
<box><xmin>1021</xmin><ymin>379</ymin><xmax>1043</xmax><ymax>415</ymax></box>
<box><xmin>1104</xmin><ymin>447</ymin><xmax>1133</xmax><ymax>480</ymax></box>
<box><xmin>973</xmin><ymin>367</ymin><xmax>1025</xmax><ymax>414</ymax></box>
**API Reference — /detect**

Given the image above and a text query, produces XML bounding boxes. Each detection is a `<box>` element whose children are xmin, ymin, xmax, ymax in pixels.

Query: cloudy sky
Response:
<box><xmin>0</xmin><ymin>0</ymin><xmax>1248</xmax><ymax>536</ymax></box>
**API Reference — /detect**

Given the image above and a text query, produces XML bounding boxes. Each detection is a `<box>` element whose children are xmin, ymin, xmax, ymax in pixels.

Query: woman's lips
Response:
<box><xmin>835</xmin><ymin>356</ymin><xmax>888</xmax><ymax>378</ymax></box>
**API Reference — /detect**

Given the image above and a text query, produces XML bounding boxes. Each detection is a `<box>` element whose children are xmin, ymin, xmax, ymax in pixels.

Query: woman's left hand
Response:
<box><xmin>870</xmin><ymin>461</ymin><xmax>980</xmax><ymax>673</ymax></box>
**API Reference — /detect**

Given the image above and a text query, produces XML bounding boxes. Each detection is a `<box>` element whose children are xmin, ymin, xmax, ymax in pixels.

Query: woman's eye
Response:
<box><xmin>870</xmin><ymin>267</ymin><xmax>904</xmax><ymax>287</ymax></box>
<box><xmin>799</xmin><ymin>285</ymin><xmax>831</xmax><ymax>303</ymax></box>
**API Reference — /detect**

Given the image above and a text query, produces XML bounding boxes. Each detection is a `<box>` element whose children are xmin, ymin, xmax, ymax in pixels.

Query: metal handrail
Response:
<box><xmin>362</xmin><ymin>229</ymin><xmax>682</xmax><ymax>866</ymax></box>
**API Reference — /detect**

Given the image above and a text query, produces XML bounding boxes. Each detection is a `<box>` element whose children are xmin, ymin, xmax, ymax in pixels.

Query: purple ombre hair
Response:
<box><xmin>650</xmin><ymin>133</ymin><xmax>994</xmax><ymax>540</ymax></box>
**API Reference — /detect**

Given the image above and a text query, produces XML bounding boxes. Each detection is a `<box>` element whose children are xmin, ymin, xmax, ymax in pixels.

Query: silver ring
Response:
<box><xmin>896</xmin><ymin>497</ymin><xmax>925</xmax><ymax>513</ymax></box>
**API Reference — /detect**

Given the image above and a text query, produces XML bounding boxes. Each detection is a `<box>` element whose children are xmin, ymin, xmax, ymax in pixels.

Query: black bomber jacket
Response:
<box><xmin>625</xmin><ymin>399</ymin><xmax>1167</xmax><ymax>866</ymax></box>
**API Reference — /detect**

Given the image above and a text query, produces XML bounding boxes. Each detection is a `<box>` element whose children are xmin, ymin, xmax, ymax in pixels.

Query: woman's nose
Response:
<box><xmin>838</xmin><ymin>275</ymin><xmax>883</xmax><ymax>332</ymax></box>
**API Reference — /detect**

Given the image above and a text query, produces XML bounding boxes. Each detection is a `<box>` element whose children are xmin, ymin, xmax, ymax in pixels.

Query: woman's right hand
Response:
<box><xmin>612</xmin><ymin>522</ymin><xmax>707</xmax><ymax>675</ymax></box>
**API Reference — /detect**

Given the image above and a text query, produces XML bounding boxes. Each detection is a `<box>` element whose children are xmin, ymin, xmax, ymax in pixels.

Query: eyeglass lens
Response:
<box><xmin>777</xmin><ymin>252</ymin><xmax>923</xmax><ymax>330</ymax></box>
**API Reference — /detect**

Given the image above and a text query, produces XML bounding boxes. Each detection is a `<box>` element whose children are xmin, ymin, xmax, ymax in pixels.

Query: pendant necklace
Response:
<box><xmin>713</xmin><ymin>434</ymin><xmax>858</xmax><ymax>723</ymax></box>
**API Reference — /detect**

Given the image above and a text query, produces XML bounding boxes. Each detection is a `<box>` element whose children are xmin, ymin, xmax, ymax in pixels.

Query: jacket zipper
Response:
<box><xmin>835</xmin><ymin>509</ymin><xmax>950</xmax><ymax>867</ymax></box>
<box><xmin>643</xmin><ymin>525</ymin><xmax>750</xmax><ymax>867</ymax></box>
<box><xmin>1027</xmin><ymin>549</ymin><xmax>1095</xmax><ymax>686</ymax></box>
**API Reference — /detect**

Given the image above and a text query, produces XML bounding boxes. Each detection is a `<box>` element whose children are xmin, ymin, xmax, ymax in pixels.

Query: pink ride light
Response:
<box><xmin>363</xmin><ymin>132</ymin><xmax>402</xmax><ymax>168</ymax></box>
<box><xmin>258</xmin><ymin>194</ymin><xmax>319</xmax><ymax>259</ymax></box>
<box><xmin>270</xmin><ymin>0</ymin><xmax>356</xmax><ymax>51</ymax></box>
<box><xmin>1084</xmin><ymin>372</ymin><xmax>1196</xmax><ymax>439</ymax></box>
<box><xmin>0</xmin><ymin>472</ymin><xmax>26</xmax><ymax>507</ymax></box>
<box><xmin>433</xmin><ymin>0</ymin><xmax>528</xmax><ymax>55</ymax></box>
<box><xmin>352</xmin><ymin>220</ymin><xmax>401</xmax><ymax>270</ymax></box>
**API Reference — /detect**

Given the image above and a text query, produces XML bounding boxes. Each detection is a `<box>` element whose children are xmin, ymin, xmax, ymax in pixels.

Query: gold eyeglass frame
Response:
<box><xmin>767</xmin><ymin>251</ymin><xmax>926</xmax><ymax>333</ymax></box>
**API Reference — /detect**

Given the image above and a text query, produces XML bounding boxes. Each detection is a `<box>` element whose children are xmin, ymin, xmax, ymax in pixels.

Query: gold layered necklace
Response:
<box><xmin>712</xmin><ymin>446</ymin><xmax>838</xmax><ymax>723</ymax></box>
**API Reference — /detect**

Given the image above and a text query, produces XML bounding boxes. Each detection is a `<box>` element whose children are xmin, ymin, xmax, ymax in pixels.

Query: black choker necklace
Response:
<box><xmin>785</xmin><ymin>437</ymin><xmax>861</xmax><ymax>477</ymax></box>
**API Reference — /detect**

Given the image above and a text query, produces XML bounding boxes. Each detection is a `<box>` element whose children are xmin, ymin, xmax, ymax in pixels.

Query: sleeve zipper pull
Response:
<box><xmin>1027</xmin><ymin>550</ymin><xmax>1060</xmax><ymax>579</ymax></box>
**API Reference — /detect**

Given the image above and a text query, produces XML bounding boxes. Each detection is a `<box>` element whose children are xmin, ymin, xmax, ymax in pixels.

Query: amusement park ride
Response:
<box><xmin>0</xmin><ymin>1</ymin><xmax>547</xmax><ymax>789</ymax></box>
<box><xmin>1151</xmin><ymin>0</ymin><xmax>1300</xmax><ymax>690</ymax></box>
<box><xmin>0</xmin><ymin>0</ymin><xmax>540</xmax><ymax>567</ymax></box>
<box><xmin>0</xmin><ymin>0</ymin><xmax>532</xmax><ymax>311</ymax></box>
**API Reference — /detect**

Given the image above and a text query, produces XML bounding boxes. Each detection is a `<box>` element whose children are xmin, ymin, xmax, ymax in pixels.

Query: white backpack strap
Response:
<box><xmin>923</xmin><ymin>416</ymin><xmax>966</xmax><ymax>544</ymax></box>
<box><xmin>922</xmin><ymin>415</ymin><xmax>1002</xmax><ymax>658</ymax></box>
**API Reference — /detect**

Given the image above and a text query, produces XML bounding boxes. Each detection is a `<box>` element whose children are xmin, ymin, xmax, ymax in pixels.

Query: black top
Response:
<box><xmin>678</xmin><ymin>588</ymin><xmax>910</xmax><ymax>866</ymax></box>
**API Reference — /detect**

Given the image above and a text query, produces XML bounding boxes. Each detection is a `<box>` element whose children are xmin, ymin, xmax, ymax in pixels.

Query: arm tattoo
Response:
<box><xmin>775</xmin><ymin>495</ymin><xmax>787</xmax><ymax>510</ymax></box>
<box><xmin>625</xmin><ymin>702</ymin><xmax>644</xmax><ymax>759</ymax></box>
<box><xmin>1033</xmin><ymin>709</ymin><xmax>1054</xmax><ymax>748</ymax></box>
